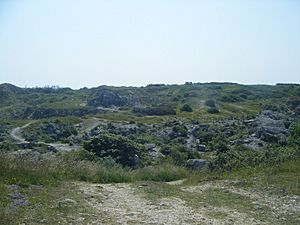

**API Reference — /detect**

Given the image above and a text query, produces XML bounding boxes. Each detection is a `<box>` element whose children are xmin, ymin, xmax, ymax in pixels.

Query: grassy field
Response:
<box><xmin>0</xmin><ymin>152</ymin><xmax>299</xmax><ymax>224</ymax></box>
<box><xmin>0</xmin><ymin>83</ymin><xmax>299</xmax><ymax>224</ymax></box>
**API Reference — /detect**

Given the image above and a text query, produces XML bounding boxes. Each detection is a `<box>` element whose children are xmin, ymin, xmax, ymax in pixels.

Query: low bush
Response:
<box><xmin>205</xmin><ymin>99</ymin><xmax>216</xmax><ymax>107</ymax></box>
<box><xmin>22</xmin><ymin>118</ymin><xmax>78</xmax><ymax>143</ymax></box>
<box><xmin>207</xmin><ymin>107</ymin><xmax>219</xmax><ymax>114</ymax></box>
<box><xmin>161</xmin><ymin>145</ymin><xmax>201</xmax><ymax>165</ymax></box>
<box><xmin>180</xmin><ymin>104</ymin><xmax>193</xmax><ymax>112</ymax></box>
<box><xmin>83</xmin><ymin>133</ymin><xmax>145</xmax><ymax>167</ymax></box>
<box><xmin>219</xmin><ymin>95</ymin><xmax>240</xmax><ymax>102</ymax></box>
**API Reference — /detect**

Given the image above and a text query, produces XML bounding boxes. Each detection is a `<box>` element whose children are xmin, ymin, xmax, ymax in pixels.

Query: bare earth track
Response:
<box><xmin>75</xmin><ymin>181</ymin><xmax>300</xmax><ymax>225</ymax></box>
<box><xmin>77</xmin><ymin>182</ymin><xmax>218</xmax><ymax>225</ymax></box>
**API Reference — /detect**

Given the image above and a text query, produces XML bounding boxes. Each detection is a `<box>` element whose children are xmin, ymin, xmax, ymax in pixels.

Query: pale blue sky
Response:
<box><xmin>0</xmin><ymin>0</ymin><xmax>299</xmax><ymax>88</ymax></box>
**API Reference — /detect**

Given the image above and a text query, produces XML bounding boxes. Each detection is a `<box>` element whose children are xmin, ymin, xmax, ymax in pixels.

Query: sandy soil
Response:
<box><xmin>75</xmin><ymin>181</ymin><xmax>276</xmax><ymax>225</ymax></box>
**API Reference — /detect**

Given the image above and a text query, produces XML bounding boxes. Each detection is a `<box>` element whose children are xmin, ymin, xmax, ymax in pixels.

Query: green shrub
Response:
<box><xmin>210</xmin><ymin>136</ymin><xmax>229</xmax><ymax>152</ymax></box>
<box><xmin>219</xmin><ymin>95</ymin><xmax>240</xmax><ymax>102</ymax></box>
<box><xmin>84</xmin><ymin>133</ymin><xmax>145</xmax><ymax>167</ymax></box>
<box><xmin>161</xmin><ymin>145</ymin><xmax>200</xmax><ymax>165</ymax></box>
<box><xmin>23</xmin><ymin>118</ymin><xmax>78</xmax><ymax>143</ymax></box>
<box><xmin>205</xmin><ymin>99</ymin><xmax>216</xmax><ymax>107</ymax></box>
<box><xmin>0</xmin><ymin>140</ymin><xmax>18</xmax><ymax>151</ymax></box>
<box><xmin>180</xmin><ymin>104</ymin><xmax>193</xmax><ymax>112</ymax></box>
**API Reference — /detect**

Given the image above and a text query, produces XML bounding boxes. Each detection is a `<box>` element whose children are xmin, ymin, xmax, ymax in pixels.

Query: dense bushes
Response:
<box><xmin>180</xmin><ymin>104</ymin><xmax>193</xmax><ymax>112</ymax></box>
<box><xmin>84</xmin><ymin>133</ymin><xmax>145</xmax><ymax>167</ymax></box>
<box><xmin>205</xmin><ymin>99</ymin><xmax>216</xmax><ymax>107</ymax></box>
<box><xmin>22</xmin><ymin>118</ymin><xmax>79</xmax><ymax>143</ymax></box>
<box><xmin>219</xmin><ymin>95</ymin><xmax>240</xmax><ymax>103</ymax></box>
<box><xmin>205</xmin><ymin>99</ymin><xmax>219</xmax><ymax>113</ymax></box>
<box><xmin>0</xmin><ymin>140</ymin><xmax>18</xmax><ymax>151</ymax></box>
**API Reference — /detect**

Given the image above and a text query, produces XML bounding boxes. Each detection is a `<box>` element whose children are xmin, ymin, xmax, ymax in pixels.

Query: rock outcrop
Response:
<box><xmin>88</xmin><ymin>89</ymin><xmax>140</xmax><ymax>108</ymax></box>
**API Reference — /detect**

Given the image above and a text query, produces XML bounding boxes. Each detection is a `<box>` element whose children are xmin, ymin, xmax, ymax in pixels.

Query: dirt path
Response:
<box><xmin>10</xmin><ymin>122</ymin><xmax>33</xmax><ymax>143</ymax></box>
<box><xmin>75</xmin><ymin>182</ymin><xmax>269</xmax><ymax>225</ymax></box>
<box><xmin>76</xmin><ymin>182</ymin><xmax>209</xmax><ymax>225</ymax></box>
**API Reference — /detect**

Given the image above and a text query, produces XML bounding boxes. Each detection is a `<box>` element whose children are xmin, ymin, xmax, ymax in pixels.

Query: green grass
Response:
<box><xmin>0</xmin><ymin>153</ymin><xmax>299</xmax><ymax>224</ymax></box>
<box><xmin>136</xmin><ymin>182</ymin><xmax>267</xmax><ymax>220</ymax></box>
<box><xmin>184</xmin><ymin>187</ymin><xmax>255</xmax><ymax>210</ymax></box>
<box><xmin>183</xmin><ymin>157</ymin><xmax>300</xmax><ymax>195</ymax></box>
<box><xmin>1</xmin><ymin>182</ymin><xmax>96</xmax><ymax>225</ymax></box>
<box><xmin>37</xmin><ymin>98</ymin><xmax>83</xmax><ymax>109</ymax></box>
<box><xmin>134</xmin><ymin>164</ymin><xmax>189</xmax><ymax>182</ymax></box>
<box><xmin>228</xmin><ymin>157</ymin><xmax>300</xmax><ymax>195</ymax></box>
<box><xmin>0</xmin><ymin>153</ymin><xmax>191</xmax><ymax>224</ymax></box>
<box><xmin>0</xmin><ymin>152</ymin><xmax>191</xmax><ymax>186</ymax></box>
<box><xmin>95</xmin><ymin>111</ymin><xmax>168</xmax><ymax>124</ymax></box>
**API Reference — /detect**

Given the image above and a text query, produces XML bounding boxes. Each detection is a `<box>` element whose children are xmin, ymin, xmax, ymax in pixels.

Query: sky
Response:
<box><xmin>0</xmin><ymin>0</ymin><xmax>299</xmax><ymax>88</ymax></box>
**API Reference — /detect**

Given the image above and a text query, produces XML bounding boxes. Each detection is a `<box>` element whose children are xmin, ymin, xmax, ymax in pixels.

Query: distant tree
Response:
<box><xmin>205</xmin><ymin>99</ymin><xmax>216</xmax><ymax>107</ymax></box>
<box><xmin>180</xmin><ymin>104</ymin><xmax>193</xmax><ymax>112</ymax></box>
<box><xmin>184</xmin><ymin>82</ymin><xmax>193</xmax><ymax>85</ymax></box>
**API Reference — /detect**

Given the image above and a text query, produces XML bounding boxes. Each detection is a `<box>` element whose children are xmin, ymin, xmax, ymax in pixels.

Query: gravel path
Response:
<box><xmin>10</xmin><ymin>122</ymin><xmax>33</xmax><ymax>143</ymax></box>
<box><xmin>76</xmin><ymin>182</ymin><xmax>265</xmax><ymax>225</ymax></box>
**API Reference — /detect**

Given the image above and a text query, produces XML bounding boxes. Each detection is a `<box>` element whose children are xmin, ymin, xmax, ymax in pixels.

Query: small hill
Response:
<box><xmin>0</xmin><ymin>83</ymin><xmax>25</xmax><ymax>105</ymax></box>
<box><xmin>0</xmin><ymin>83</ymin><xmax>23</xmax><ymax>94</ymax></box>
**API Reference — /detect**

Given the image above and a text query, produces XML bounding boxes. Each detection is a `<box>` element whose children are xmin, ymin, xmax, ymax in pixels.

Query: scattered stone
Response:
<box><xmin>8</xmin><ymin>192</ymin><xmax>25</xmax><ymax>200</ymax></box>
<box><xmin>198</xmin><ymin>144</ymin><xmax>206</xmax><ymax>152</ymax></box>
<box><xmin>7</xmin><ymin>185</ymin><xmax>30</xmax><ymax>210</ymax></box>
<box><xmin>132</xmin><ymin>154</ymin><xmax>140</xmax><ymax>169</ymax></box>
<box><xmin>11</xmin><ymin>198</ymin><xmax>29</xmax><ymax>208</ymax></box>
<box><xmin>186</xmin><ymin>159</ymin><xmax>207</xmax><ymax>170</ymax></box>
<box><xmin>48</xmin><ymin>145</ymin><xmax>57</xmax><ymax>153</ymax></box>
<box><xmin>7</xmin><ymin>184</ymin><xmax>21</xmax><ymax>191</ymax></box>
